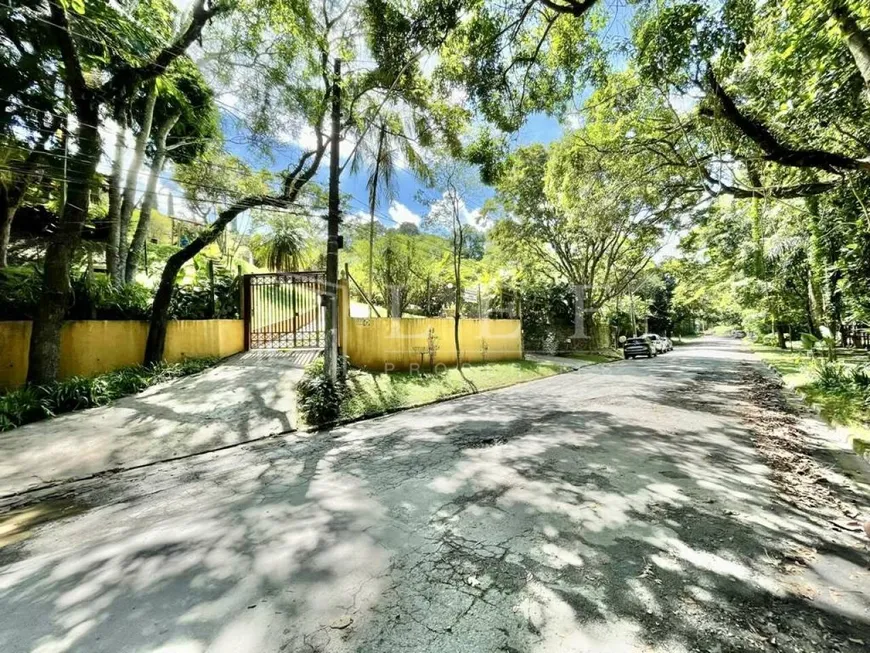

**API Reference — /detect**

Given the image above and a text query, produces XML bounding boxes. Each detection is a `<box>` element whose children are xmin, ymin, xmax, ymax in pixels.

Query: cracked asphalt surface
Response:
<box><xmin>1</xmin><ymin>338</ymin><xmax>869</xmax><ymax>652</ymax></box>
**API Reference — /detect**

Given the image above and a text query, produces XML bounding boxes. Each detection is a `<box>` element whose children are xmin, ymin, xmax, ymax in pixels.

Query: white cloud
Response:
<box><xmin>424</xmin><ymin>192</ymin><xmax>483</xmax><ymax>229</ymax></box>
<box><xmin>465</xmin><ymin>207</ymin><xmax>482</xmax><ymax>226</ymax></box>
<box><xmin>285</xmin><ymin>124</ymin><xmax>320</xmax><ymax>151</ymax></box>
<box><xmin>388</xmin><ymin>200</ymin><xmax>422</xmax><ymax>226</ymax></box>
<box><xmin>344</xmin><ymin>210</ymin><xmax>371</xmax><ymax>226</ymax></box>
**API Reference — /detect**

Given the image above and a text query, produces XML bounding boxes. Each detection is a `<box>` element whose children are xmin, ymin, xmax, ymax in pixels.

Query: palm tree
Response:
<box><xmin>252</xmin><ymin>214</ymin><xmax>309</xmax><ymax>271</ymax></box>
<box><xmin>350</xmin><ymin>112</ymin><xmax>430</xmax><ymax>315</ymax></box>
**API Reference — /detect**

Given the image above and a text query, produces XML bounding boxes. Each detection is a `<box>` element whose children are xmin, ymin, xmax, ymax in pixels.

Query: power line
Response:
<box><xmin>11</xmin><ymin>102</ymin><xmax>335</xmax><ymax>201</ymax></box>
<box><xmin>1</xmin><ymin>146</ymin><xmax>331</xmax><ymax>213</ymax></box>
<box><xmin>0</xmin><ymin>163</ymin><xmax>326</xmax><ymax>220</ymax></box>
<box><xmin>14</xmin><ymin>101</ymin><xmax>301</xmax><ymax>170</ymax></box>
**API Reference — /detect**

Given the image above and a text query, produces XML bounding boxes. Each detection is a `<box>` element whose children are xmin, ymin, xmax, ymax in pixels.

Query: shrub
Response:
<box><xmin>0</xmin><ymin>387</ymin><xmax>46</xmax><ymax>431</ymax></box>
<box><xmin>811</xmin><ymin>360</ymin><xmax>849</xmax><ymax>392</ymax></box>
<box><xmin>0</xmin><ymin>263</ymin><xmax>241</xmax><ymax>321</ymax></box>
<box><xmin>800</xmin><ymin>333</ymin><xmax>818</xmax><ymax>352</ymax></box>
<box><xmin>850</xmin><ymin>364</ymin><xmax>870</xmax><ymax>390</ymax></box>
<box><xmin>68</xmin><ymin>275</ymin><xmax>153</xmax><ymax>320</ymax></box>
<box><xmin>0</xmin><ymin>266</ymin><xmax>42</xmax><ymax>319</ymax></box>
<box><xmin>169</xmin><ymin>270</ymin><xmax>240</xmax><ymax>319</ymax></box>
<box><xmin>0</xmin><ymin>357</ymin><xmax>218</xmax><ymax>432</ymax></box>
<box><xmin>296</xmin><ymin>357</ymin><xmax>348</xmax><ymax>425</ymax></box>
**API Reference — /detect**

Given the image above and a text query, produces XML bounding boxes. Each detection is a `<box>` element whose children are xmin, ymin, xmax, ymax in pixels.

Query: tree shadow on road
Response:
<box><xmin>0</xmin><ymin>343</ymin><xmax>868</xmax><ymax>652</ymax></box>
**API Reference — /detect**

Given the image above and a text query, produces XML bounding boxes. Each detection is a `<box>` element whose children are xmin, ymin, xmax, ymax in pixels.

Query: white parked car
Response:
<box><xmin>643</xmin><ymin>333</ymin><xmax>667</xmax><ymax>354</ymax></box>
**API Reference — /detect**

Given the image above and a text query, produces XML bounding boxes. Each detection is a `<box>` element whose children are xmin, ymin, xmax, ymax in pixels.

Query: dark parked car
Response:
<box><xmin>624</xmin><ymin>336</ymin><xmax>655</xmax><ymax>359</ymax></box>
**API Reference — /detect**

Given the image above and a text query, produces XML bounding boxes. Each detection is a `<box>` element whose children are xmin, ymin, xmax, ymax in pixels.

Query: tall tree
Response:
<box><xmin>349</xmin><ymin>112</ymin><xmax>431</xmax><ymax>312</ymax></box>
<box><xmin>124</xmin><ymin>59</ymin><xmax>218</xmax><ymax>282</ymax></box>
<box><xmin>3</xmin><ymin>0</ymin><xmax>228</xmax><ymax>383</ymax></box>
<box><xmin>491</xmin><ymin>124</ymin><xmax>684</xmax><ymax>347</ymax></box>
<box><xmin>144</xmin><ymin>0</ymin><xmax>469</xmax><ymax>363</ymax></box>
<box><xmin>422</xmin><ymin>159</ymin><xmax>481</xmax><ymax>369</ymax></box>
<box><xmin>0</xmin><ymin>2</ymin><xmax>65</xmax><ymax>267</ymax></box>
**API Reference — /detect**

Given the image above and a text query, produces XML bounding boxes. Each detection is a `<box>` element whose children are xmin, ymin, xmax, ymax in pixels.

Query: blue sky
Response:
<box><xmin>219</xmin><ymin>110</ymin><xmax>567</xmax><ymax>232</ymax></box>
<box><xmin>207</xmin><ymin>0</ymin><xmax>638</xmax><ymax>233</ymax></box>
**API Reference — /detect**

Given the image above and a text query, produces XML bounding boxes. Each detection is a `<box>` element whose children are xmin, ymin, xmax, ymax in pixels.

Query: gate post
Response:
<box><xmin>242</xmin><ymin>274</ymin><xmax>252</xmax><ymax>351</ymax></box>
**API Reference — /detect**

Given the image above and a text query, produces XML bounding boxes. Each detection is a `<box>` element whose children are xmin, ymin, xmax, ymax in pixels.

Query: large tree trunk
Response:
<box><xmin>27</xmin><ymin>106</ymin><xmax>101</xmax><ymax>384</ymax></box>
<box><xmin>806</xmin><ymin>194</ymin><xmax>828</xmax><ymax>328</ymax></box>
<box><xmin>115</xmin><ymin>81</ymin><xmax>157</xmax><ymax>284</ymax></box>
<box><xmin>832</xmin><ymin>1</ymin><xmax>870</xmax><ymax>92</ymax></box>
<box><xmin>0</xmin><ymin>208</ymin><xmax>14</xmax><ymax>268</ymax></box>
<box><xmin>390</xmin><ymin>286</ymin><xmax>401</xmax><ymax>317</ymax></box>
<box><xmin>105</xmin><ymin>111</ymin><xmax>128</xmax><ymax>280</ymax></box>
<box><xmin>125</xmin><ymin>113</ymin><xmax>178</xmax><ymax>283</ymax></box>
<box><xmin>804</xmin><ymin>275</ymin><xmax>818</xmax><ymax>338</ymax></box>
<box><xmin>776</xmin><ymin>322</ymin><xmax>787</xmax><ymax>350</ymax></box>
<box><xmin>584</xmin><ymin>309</ymin><xmax>599</xmax><ymax>349</ymax></box>
<box><xmin>144</xmin><ymin>202</ymin><xmax>251</xmax><ymax>364</ymax></box>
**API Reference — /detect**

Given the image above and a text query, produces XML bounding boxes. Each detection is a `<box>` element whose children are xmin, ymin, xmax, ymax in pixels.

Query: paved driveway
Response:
<box><xmin>0</xmin><ymin>350</ymin><xmax>318</xmax><ymax>497</ymax></box>
<box><xmin>0</xmin><ymin>339</ymin><xmax>868</xmax><ymax>652</ymax></box>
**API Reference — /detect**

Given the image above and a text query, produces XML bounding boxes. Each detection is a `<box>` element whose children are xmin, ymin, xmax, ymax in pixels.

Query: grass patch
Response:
<box><xmin>336</xmin><ymin>359</ymin><xmax>568</xmax><ymax>424</ymax></box>
<box><xmin>0</xmin><ymin>357</ymin><xmax>219</xmax><ymax>432</ymax></box>
<box><xmin>563</xmin><ymin>349</ymin><xmax>622</xmax><ymax>364</ymax></box>
<box><xmin>706</xmin><ymin>324</ymin><xmax>740</xmax><ymax>336</ymax></box>
<box><xmin>752</xmin><ymin>343</ymin><xmax>870</xmax><ymax>451</ymax></box>
<box><xmin>752</xmin><ymin>344</ymin><xmax>814</xmax><ymax>388</ymax></box>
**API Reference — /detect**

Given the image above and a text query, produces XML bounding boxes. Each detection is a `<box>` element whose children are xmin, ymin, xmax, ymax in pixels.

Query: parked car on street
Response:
<box><xmin>643</xmin><ymin>333</ymin><xmax>667</xmax><ymax>354</ymax></box>
<box><xmin>663</xmin><ymin>337</ymin><xmax>673</xmax><ymax>352</ymax></box>
<box><xmin>624</xmin><ymin>336</ymin><xmax>656</xmax><ymax>359</ymax></box>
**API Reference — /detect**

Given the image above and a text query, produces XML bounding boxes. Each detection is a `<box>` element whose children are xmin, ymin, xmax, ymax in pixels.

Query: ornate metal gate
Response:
<box><xmin>243</xmin><ymin>272</ymin><xmax>326</xmax><ymax>349</ymax></box>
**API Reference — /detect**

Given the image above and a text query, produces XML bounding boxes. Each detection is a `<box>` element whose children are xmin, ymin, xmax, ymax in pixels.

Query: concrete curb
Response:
<box><xmin>0</xmin><ymin>429</ymin><xmax>297</xmax><ymax>509</ymax></box>
<box><xmin>0</xmin><ymin>362</ymin><xmax>578</xmax><ymax>508</ymax></box>
<box><xmin>300</xmin><ymin>361</ymin><xmax>582</xmax><ymax>433</ymax></box>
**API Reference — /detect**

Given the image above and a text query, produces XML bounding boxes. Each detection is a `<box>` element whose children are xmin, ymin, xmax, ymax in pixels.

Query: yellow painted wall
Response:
<box><xmin>0</xmin><ymin>320</ymin><xmax>244</xmax><ymax>389</ymax></box>
<box><xmin>0</xmin><ymin>321</ymin><xmax>31</xmax><ymax>391</ymax></box>
<box><xmin>344</xmin><ymin>317</ymin><xmax>523</xmax><ymax>372</ymax></box>
<box><xmin>164</xmin><ymin>320</ymin><xmax>245</xmax><ymax>362</ymax></box>
<box><xmin>58</xmin><ymin>321</ymin><xmax>149</xmax><ymax>379</ymax></box>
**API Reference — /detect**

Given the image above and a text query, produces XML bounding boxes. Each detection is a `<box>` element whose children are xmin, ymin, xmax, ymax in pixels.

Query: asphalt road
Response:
<box><xmin>1</xmin><ymin>338</ymin><xmax>868</xmax><ymax>653</ymax></box>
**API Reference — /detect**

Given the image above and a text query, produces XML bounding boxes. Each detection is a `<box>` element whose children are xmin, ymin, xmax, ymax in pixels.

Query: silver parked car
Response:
<box><xmin>643</xmin><ymin>333</ymin><xmax>667</xmax><ymax>354</ymax></box>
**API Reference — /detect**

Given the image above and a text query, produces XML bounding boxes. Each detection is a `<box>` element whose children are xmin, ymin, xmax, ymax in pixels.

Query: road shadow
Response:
<box><xmin>0</xmin><ymin>339</ymin><xmax>868</xmax><ymax>652</ymax></box>
<box><xmin>0</xmin><ymin>351</ymin><xmax>309</xmax><ymax>497</ymax></box>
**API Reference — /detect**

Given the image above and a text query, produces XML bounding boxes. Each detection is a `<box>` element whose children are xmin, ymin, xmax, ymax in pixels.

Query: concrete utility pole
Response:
<box><xmin>324</xmin><ymin>58</ymin><xmax>342</xmax><ymax>381</ymax></box>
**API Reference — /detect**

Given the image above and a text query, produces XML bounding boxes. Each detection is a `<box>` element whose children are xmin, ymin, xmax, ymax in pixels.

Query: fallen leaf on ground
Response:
<box><xmin>330</xmin><ymin>616</ymin><xmax>353</xmax><ymax>629</ymax></box>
